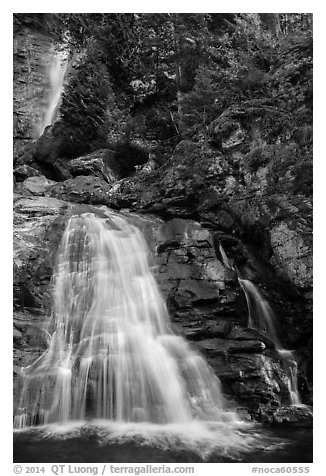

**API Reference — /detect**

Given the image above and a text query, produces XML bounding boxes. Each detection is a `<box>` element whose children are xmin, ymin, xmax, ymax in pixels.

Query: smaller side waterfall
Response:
<box><xmin>39</xmin><ymin>53</ymin><xmax>68</xmax><ymax>136</ymax></box>
<box><xmin>238</xmin><ymin>278</ymin><xmax>302</xmax><ymax>406</ymax></box>
<box><xmin>238</xmin><ymin>279</ymin><xmax>282</xmax><ymax>349</ymax></box>
<box><xmin>278</xmin><ymin>350</ymin><xmax>302</xmax><ymax>406</ymax></box>
<box><xmin>219</xmin><ymin>243</ymin><xmax>235</xmax><ymax>271</ymax></box>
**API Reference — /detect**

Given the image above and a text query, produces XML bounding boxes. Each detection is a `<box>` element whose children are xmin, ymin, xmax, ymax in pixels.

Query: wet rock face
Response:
<box><xmin>152</xmin><ymin>219</ymin><xmax>243</xmax><ymax>328</ymax></box>
<box><xmin>13</xmin><ymin>28</ymin><xmax>54</xmax><ymax>139</ymax></box>
<box><xmin>150</xmin><ymin>219</ymin><xmax>298</xmax><ymax>414</ymax></box>
<box><xmin>13</xmin><ymin>195</ymin><xmax>119</xmax><ymax>316</ymax></box>
<box><xmin>101</xmin><ymin>140</ymin><xmax>312</xmax><ymax>404</ymax></box>
<box><xmin>13</xmin><ymin>310</ymin><xmax>50</xmax><ymax>408</ymax></box>
<box><xmin>201</xmin><ymin>349</ymin><xmax>293</xmax><ymax>409</ymax></box>
<box><xmin>13</xmin><ymin>195</ymin><xmax>68</xmax><ymax>312</ymax></box>
<box><xmin>13</xmin><ymin>197</ymin><xmax>300</xmax><ymax>418</ymax></box>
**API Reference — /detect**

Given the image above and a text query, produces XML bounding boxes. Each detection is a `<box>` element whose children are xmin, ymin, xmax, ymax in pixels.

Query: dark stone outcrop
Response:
<box><xmin>47</xmin><ymin>175</ymin><xmax>121</xmax><ymax>208</ymax></box>
<box><xmin>66</xmin><ymin>149</ymin><xmax>117</xmax><ymax>183</ymax></box>
<box><xmin>105</xmin><ymin>140</ymin><xmax>312</xmax><ymax>313</ymax></box>
<box><xmin>106</xmin><ymin>142</ymin><xmax>150</xmax><ymax>179</ymax></box>
<box><xmin>14</xmin><ymin>165</ymin><xmax>43</xmax><ymax>182</ymax></box>
<box><xmin>33</xmin><ymin>123</ymin><xmax>67</xmax><ymax>165</ymax></box>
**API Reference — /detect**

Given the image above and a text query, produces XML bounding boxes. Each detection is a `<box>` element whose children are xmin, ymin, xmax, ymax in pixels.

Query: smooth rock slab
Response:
<box><xmin>195</xmin><ymin>337</ymin><xmax>266</xmax><ymax>356</ymax></box>
<box><xmin>227</xmin><ymin>326</ymin><xmax>276</xmax><ymax>350</ymax></box>
<box><xmin>20</xmin><ymin>176</ymin><xmax>56</xmax><ymax>195</ymax></box>
<box><xmin>173</xmin><ymin>320</ymin><xmax>234</xmax><ymax>341</ymax></box>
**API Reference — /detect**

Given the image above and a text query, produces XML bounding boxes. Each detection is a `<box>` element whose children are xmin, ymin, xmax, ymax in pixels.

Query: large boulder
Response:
<box><xmin>15</xmin><ymin>176</ymin><xmax>56</xmax><ymax>196</ymax></box>
<box><xmin>13</xmin><ymin>165</ymin><xmax>43</xmax><ymax>182</ymax></box>
<box><xmin>47</xmin><ymin>175</ymin><xmax>121</xmax><ymax>209</ymax></box>
<box><xmin>67</xmin><ymin>149</ymin><xmax>118</xmax><ymax>183</ymax></box>
<box><xmin>32</xmin><ymin>123</ymin><xmax>66</xmax><ymax>164</ymax></box>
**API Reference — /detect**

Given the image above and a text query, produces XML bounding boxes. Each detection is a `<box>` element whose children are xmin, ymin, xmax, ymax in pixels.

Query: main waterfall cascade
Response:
<box><xmin>15</xmin><ymin>213</ymin><xmax>241</xmax><ymax>430</ymax></box>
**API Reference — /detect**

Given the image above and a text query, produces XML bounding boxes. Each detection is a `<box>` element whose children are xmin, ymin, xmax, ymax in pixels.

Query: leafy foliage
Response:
<box><xmin>181</xmin><ymin>14</ymin><xmax>312</xmax><ymax>148</ymax></box>
<box><xmin>58</xmin><ymin>39</ymin><xmax>119</xmax><ymax>158</ymax></box>
<box><xmin>16</xmin><ymin>13</ymin><xmax>312</xmax><ymax>178</ymax></box>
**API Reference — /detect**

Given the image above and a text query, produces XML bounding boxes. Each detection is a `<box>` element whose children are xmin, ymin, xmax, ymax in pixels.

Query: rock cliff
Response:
<box><xmin>13</xmin><ymin>17</ymin><xmax>312</xmax><ymax>424</ymax></box>
<box><xmin>13</xmin><ymin>184</ymin><xmax>312</xmax><ymax>421</ymax></box>
<box><xmin>14</xmin><ymin>28</ymin><xmax>54</xmax><ymax>140</ymax></box>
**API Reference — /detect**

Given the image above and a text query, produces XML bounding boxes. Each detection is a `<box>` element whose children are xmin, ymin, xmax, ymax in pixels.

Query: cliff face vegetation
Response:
<box><xmin>13</xmin><ymin>13</ymin><xmax>312</xmax><ymax>423</ymax></box>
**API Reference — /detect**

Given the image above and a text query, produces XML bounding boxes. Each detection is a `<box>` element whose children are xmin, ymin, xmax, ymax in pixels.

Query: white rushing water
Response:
<box><xmin>219</xmin><ymin>243</ymin><xmax>235</xmax><ymax>271</ymax></box>
<box><xmin>238</xmin><ymin>278</ymin><xmax>302</xmax><ymax>406</ymax></box>
<box><xmin>278</xmin><ymin>350</ymin><xmax>302</xmax><ymax>406</ymax></box>
<box><xmin>39</xmin><ymin>53</ymin><xmax>68</xmax><ymax>136</ymax></box>
<box><xmin>15</xmin><ymin>213</ymin><xmax>241</xmax><ymax>430</ymax></box>
<box><xmin>238</xmin><ymin>278</ymin><xmax>282</xmax><ymax>349</ymax></box>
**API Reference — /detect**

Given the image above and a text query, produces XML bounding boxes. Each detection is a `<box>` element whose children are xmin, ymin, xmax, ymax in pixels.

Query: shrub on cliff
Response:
<box><xmin>58</xmin><ymin>46</ymin><xmax>113</xmax><ymax>158</ymax></box>
<box><xmin>180</xmin><ymin>15</ymin><xmax>312</xmax><ymax>148</ymax></box>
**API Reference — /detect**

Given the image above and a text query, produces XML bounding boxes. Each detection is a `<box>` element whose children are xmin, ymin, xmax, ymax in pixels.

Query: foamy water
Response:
<box><xmin>15</xmin><ymin>213</ymin><xmax>239</xmax><ymax>431</ymax></box>
<box><xmin>14</xmin><ymin>419</ymin><xmax>284</xmax><ymax>460</ymax></box>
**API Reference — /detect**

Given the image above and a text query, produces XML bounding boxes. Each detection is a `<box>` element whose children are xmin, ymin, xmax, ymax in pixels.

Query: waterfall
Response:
<box><xmin>39</xmin><ymin>53</ymin><xmax>67</xmax><ymax>136</ymax></box>
<box><xmin>14</xmin><ymin>213</ymin><xmax>238</xmax><ymax>429</ymax></box>
<box><xmin>278</xmin><ymin>350</ymin><xmax>302</xmax><ymax>406</ymax></box>
<box><xmin>238</xmin><ymin>278</ymin><xmax>282</xmax><ymax>349</ymax></box>
<box><xmin>238</xmin><ymin>278</ymin><xmax>302</xmax><ymax>406</ymax></box>
<box><xmin>219</xmin><ymin>243</ymin><xmax>235</xmax><ymax>270</ymax></box>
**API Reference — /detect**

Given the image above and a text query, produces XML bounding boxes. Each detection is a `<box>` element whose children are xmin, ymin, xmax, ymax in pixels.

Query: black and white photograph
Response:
<box><xmin>11</xmin><ymin>8</ymin><xmax>314</xmax><ymax>470</ymax></box>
